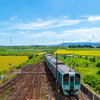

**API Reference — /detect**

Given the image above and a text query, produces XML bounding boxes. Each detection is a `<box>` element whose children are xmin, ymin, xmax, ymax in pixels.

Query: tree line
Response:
<box><xmin>68</xmin><ymin>44</ymin><xmax>93</xmax><ymax>48</ymax></box>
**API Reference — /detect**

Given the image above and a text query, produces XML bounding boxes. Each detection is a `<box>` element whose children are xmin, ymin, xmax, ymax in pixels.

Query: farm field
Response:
<box><xmin>0</xmin><ymin>52</ymin><xmax>45</xmax><ymax>85</ymax></box>
<box><xmin>0</xmin><ymin>46</ymin><xmax>54</xmax><ymax>75</ymax></box>
<box><xmin>58</xmin><ymin>55</ymin><xmax>100</xmax><ymax>94</ymax></box>
<box><xmin>0</xmin><ymin>46</ymin><xmax>55</xmax><ymax>56</ymax></box>
<box><xmin>54</xmin><ymin>49</ymin><xmax>100</xmax><ymax>56</ymax></box>
<box><xmin>0</xmin><ymin>51</ymin><xmax>40</xmax><ymax>56</ymax></box>
<box><xmin>0</xmin><ymin>56</ymin><xmax>28</xmax><ymax>72</ymax></box>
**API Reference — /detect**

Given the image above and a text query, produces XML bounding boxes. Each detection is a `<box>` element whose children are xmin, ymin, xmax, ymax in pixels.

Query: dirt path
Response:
<box><xmin>38</xmin><ymin>52</ymin><xmax>46</xmax><ymax>55</ymax></box>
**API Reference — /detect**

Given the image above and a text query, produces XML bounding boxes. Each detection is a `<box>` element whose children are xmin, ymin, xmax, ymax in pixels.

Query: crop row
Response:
<box><xmin>55</xmin><ymin>49</ymin><xmax>100</xmax><ymax>56</ymax></box>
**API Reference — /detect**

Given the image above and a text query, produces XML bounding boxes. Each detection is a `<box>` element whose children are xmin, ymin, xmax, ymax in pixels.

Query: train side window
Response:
<box><xmin>75</xmin><ymin>74</ymin><xmax>80</xmax><ymax>82</ymax></box>
<box><xmin>63</xmin><ymin>74</ymin><xmax>69</xmax><ymax>83</ymax></box>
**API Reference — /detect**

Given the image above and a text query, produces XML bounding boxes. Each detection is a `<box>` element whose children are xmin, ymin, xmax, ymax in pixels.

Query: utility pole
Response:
<box><xmin>56</xmin><ymin>53</ymin><xmax>59</xmax><ymax>100</ymax></box>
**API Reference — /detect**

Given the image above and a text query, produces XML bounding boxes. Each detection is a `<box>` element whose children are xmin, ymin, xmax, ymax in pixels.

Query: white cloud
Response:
<box><xmin>17</xmin><ymin>27</ymin><xmax>100</xmax><ymax>43</ymax></box>
<box><xmin>0</xmin><ymin>31</ymin><xmax>18</xmax><ymax>36</ymax></box>
<box><xmin>0</xmin><ymin>32</ymin><xmax>10</xmax><ymax>35</ymax></box>
<box><xmin>88</xmin><ymin>16</ymin><xmax>100</xmax><ymax>21</ymax></box>
<box><xmin>10</xmin><ymin>15</ymin><xmax>17</xmax><ymax>21</ymax></box>
<box><xmin>64</xmin><ymin>16</ymin><xmax>68</xmax><ymax>19</ymax></box>
<box><xmin>59</xmin><ymin>27</ymin><xmax>100</xmax><ymax>42</ymax></box>
<box><xmin>8</xmin><ymin>19</ymin><xmax>83</xmax><ymax>30</ymax></box>
<box><xmin>20</xmin><ymin>31</ymin><xmax>57</xmax><ymax>38</ymax></box>
<box><xmin>54</xmin><ymin>19</ymin><xmax>83</xmax><ymax>27</ymax></box>
<box><xmin>11</xmin><ymin>20</ymin><xmax>56</xmax><ymax>30</ymax></box>
<box><xmin>18</xmin><ymin>31</ymin><xmax>25</xmax><ymax>34</ymax></box>
<box><xmin>37</xmin><ymin>18</ymin><xmax>42</xmax><ymax>22</ymax></box>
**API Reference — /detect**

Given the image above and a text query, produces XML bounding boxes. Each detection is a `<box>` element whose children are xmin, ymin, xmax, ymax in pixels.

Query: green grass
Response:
<box><xmin>75</xmin><ymin>67</ymin><xmax>99</xmax><ymax>81</ymax></box>
<box><xmin>25</xmin><ymin>54</ymin><xmax>45</xmax><ymax>65</ymax></box>
<box><xmin>0</xmin><ymin>46</ymin><xmax>56</xmax><ymax>56</ymax></box>
<box><xmin>0</xmin><ymin>51</ymin><xmax>40</xmax><ymax>56</ymax></box>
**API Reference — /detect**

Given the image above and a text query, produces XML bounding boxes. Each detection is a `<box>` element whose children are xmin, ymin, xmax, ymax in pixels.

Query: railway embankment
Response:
<box><xmin>81</xmin><ymin>84</ymin><xmax>100</xmax><ymax>100</ymax></box>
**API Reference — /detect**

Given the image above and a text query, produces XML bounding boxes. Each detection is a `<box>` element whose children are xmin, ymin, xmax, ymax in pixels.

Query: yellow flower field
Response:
<box><xmin>54</xmin><ymin>49</ymin><xmax>100</xmax><ymax>56</ymax></box>
<box><xmin>0</xmin><ymin>56</ymin><xmax>28</xmax><ymax>71</ymax></box>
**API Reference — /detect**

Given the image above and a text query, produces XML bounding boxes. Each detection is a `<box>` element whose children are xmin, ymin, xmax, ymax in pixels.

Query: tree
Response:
<box><xmin>93</xmin><ymin>56</ymin><xmax>96</xmax><ymax>62</ymax></box>
<box><xmin>85</xmin><ymin>56</ymin><xmax>88</xmax><ymax>60</ymax></box>
<box><xmin>90</xmin><ymin>58</ymin><xmax>92</xmax><ymax>61</ymax></box>
<box><xmin>28</xmin><ymin>55</ymin><xmax>33</xmax><ymax>59</ymax></box>
<box><xmin>63</xmin><ymin>54</ymin><xmax>66</xmax><ymax>59</ymax></box>
<box><xmin>76</xmin><ymin>64</ymin><xmax>79</xmax><ymax>67</ymax></box>
<box><xmin>86</xmin><ymin>63</ymin><xmax>88</xmax><ymax>67</ymax></box>
<box><xmin>96</xmin><ymin>62</ymin><xmax>100</xmax><ymax>69</ymax></box>
<box><xmin>80</xmin><ymin>56</ymin><xmax>82</xmax><ymax>58</ymax></box>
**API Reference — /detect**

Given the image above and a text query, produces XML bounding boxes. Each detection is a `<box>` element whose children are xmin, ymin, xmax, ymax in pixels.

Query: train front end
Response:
<box><xmin>62</xmin><ymin>72</ymin><xmax>81</xmax><ymax>95</ymax></box>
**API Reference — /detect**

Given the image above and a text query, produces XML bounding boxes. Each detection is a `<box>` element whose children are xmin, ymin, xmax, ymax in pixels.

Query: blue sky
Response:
<box><xmin>0</xmin><ymin>0</ymin><xmax>100</xmax><ymax>45</ymax></box>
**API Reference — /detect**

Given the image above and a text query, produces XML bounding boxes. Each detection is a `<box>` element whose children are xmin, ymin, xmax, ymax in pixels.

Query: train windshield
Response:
<box><xmin>75</xmin><ymin>74</ymin><xmax>80</xmax><ymax>82</ymax></box>
<box><xmin>63</xmin><ymin>74</ymin><xmax>69</xmax><ymax>84</ymax></box>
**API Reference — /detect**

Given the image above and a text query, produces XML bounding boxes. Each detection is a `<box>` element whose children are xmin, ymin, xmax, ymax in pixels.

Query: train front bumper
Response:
<box><xmin>63</xmin><ymin>89</ymin><xmax>79</xmax><ymax>95</ymax></box>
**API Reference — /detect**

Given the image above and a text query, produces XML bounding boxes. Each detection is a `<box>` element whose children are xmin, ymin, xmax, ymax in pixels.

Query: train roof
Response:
<box><xmin>45</xmin><ymin>54</ymin><xmax>76</xmax><ymax>73</ymax></box>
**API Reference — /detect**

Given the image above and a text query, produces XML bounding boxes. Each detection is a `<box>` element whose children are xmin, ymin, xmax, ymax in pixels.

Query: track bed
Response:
<box><xmin>0</xmin><ymin>60</ymin><xmax>85</xmax><ymax>100</ymax></box>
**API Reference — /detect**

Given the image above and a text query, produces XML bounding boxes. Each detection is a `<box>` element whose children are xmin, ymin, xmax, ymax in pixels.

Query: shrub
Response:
<box><xmin>76</xmin><ymin>64</ymin><xmax>79</xmax><ymax>67</ymax></box>
<box><xmin>93</xmin><ymin>56</ymin><xmax>96</xmax><ymax>62</ymax></box>
<box><xmin>63</xmin><ymin>54</ymin><xmax>66</xmax><ymax>59</ymax></box>
<box><xmin>35</xmin><ymin>54</ymin><xmax>38</xmax><ymax>56</ymax></box>
<box><xmin>85</xmin><ymin>56</ymin><xmax>88</xmax><ymax>59</ymax></box>
<box><xmin>73</xmin><ymin>62</ymin><xmax>75</xmax><ymax>66</ymax></box>
<box><xmin>83</xmin><ymin>75</ymin><xmax>100</xmax><ymax>88</ymax></box>
<box><xmin>96</xmin><ymin>62</ymin><xmax>100</xmax><ymax>69</ymax></box>
<box><xmin>28</xmin><ymin>55</ymin><xmax>33</xmax><ymax>59</ymax></box>
<box><xmin>86</xmin><ymin>63</ymin><xmax>88</xmax><ymax>67</ymax></box>
<box><xmin>80</xmin><ymin>56</ymin><xmax>82</xmax><ymax>58</ymax></box>
<box><xmin>0</xmin><ymin>70</ymin><xmax>5</xmax><ymax>75</ymax></box>
<box><xmin>90</xmin><ymin>58</ymin><xmax>92</xmax><ymax>61</ymax></box>
<box><xmin>97</xmin><ymin>70</ymin><xmax>100</xmax><ymax>74</ymax></box>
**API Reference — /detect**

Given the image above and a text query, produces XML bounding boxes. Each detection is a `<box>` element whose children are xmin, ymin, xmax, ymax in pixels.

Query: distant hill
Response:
<box><xmin>58</xmin><ymin>42</ymin><xmax>100</xmax><ymax>46</ymax></box>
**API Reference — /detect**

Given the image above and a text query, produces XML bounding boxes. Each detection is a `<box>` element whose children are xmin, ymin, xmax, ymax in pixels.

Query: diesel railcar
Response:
<box><xmin>45</xmin><ymin>54</ymin><xmax>81</xmax><ymax>95</ymax></box>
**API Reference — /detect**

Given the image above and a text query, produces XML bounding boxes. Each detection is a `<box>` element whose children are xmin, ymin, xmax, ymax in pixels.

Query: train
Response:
<box><xmin>45</xmin><ymin>54</ymin><xmax>81</xmax><ymax>95</ymax></box>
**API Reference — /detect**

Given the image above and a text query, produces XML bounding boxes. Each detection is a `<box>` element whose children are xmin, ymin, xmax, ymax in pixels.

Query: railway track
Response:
<box><xmin>63</xmin><ymin>95</ymin><xmax>79</xmax><ymax>100</ymax></box>
<box><xmin>0</xmin><ymin>60</ymin><xmax>85</xmax><ymax>100</ymax></box>
<box><xmin>7</xmin><ymin>62</ymin><xmax>43</xmax><ymax>100</ymax></box>
<box><xmin>0</xmin><ymin>65</ymin><xmax>38</xmax><ymax>98</ymax></box>
<box><xmin>0</xmin><ymin>61</ymin><xmax>43</xmax><ymax>100</ymax></box>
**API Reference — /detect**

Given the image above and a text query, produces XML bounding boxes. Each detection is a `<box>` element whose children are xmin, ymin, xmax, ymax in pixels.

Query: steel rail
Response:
<box><xmin>37</xmin><ymin>71</ymin><xmax>40</xmax><ymax>100</ymax></box>
<box><xmin>19</xmin><ymin>64</ymin><xmax>43</xmax><ymax>100</ymax></box>
<box><xmin>0</xmin><ymin>69</ymin><xmax>34</xmax><ymax>98</ymax></box>
<box><xmin>13</xmin><ymin>64</ymin><xmax>42</xmax><ymax>100</ymax></box>
<box><xmin>21</xmin><ymin>65</ymin><xmax>42</xmax><ymax>100</ymax></box>
<box><xmin>29</xmin><ymin>64</ymin><xmax>43</xmax><ymax>100</ymax></box>
<box><xmin>6</xmin><ymin>65</ymin><xmax>38</xmax><ymax>100</ymax></box>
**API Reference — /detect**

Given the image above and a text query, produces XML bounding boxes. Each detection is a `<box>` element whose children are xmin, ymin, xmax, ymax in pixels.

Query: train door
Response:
<box><xmin>70</xmin><ymin>76</ymin><xmax>74</xmax><ymax>89</ymax></box>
